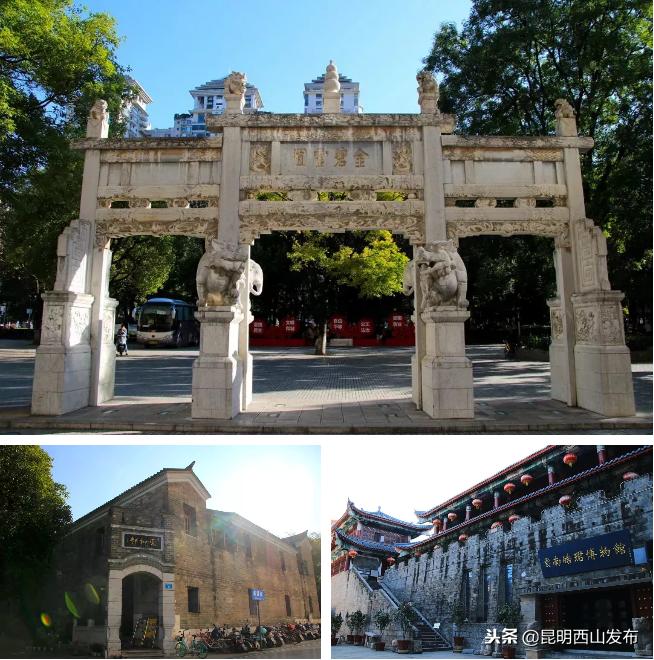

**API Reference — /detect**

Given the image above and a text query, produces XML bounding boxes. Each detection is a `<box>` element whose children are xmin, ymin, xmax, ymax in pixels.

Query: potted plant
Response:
<box><xmin>331</xmin><ymin>613</ymin><xmax>343</xmax><ymax>646</ymax></box>
<box><xmin>372</xmin><ymin>610</ymin><xmax>392</xmax><ymax>651</ymax></box>
<box><xmin>393</xmin><ymin>601</ymin><xmax>417</xmax><ymax>653</ymax></box>
<box><xmin>348</xmin><ymin>610</ymin><xmax>367</xmax><ymax>645</ymax></box>
<box><xmin>497</xmin><ymin>602</ymin><xmax>522</xmax><ymax>659</ymax></box>
<box><xmin>452</xmin><ymin>603</ymin><xmax>466</xmax><ymax>653</ymax></box>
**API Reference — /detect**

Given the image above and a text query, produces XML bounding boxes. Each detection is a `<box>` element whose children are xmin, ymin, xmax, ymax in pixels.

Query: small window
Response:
<box><xmin>198</xmin><ymin>96</ymin><xmax>204</xmax><ymax>106</ymax></box>
<box><xmin>504</xmin><ymin>563</ymin><xmax>514</xmax><ymax>604</ymax></box>
<box><xmin>188</xmin><ymin>587</ymin><xmax>199</xmax><ymax>613</ymax></box>
<box><xmin>183</xmin><ymin>504</ymin><xmax>197</xmax><ymax>536</ymax></box>
<box><xmin>280</xmin><ymin>551</ymin><xmax>286</xmax><ymax>572</ymax></box>
<box><xmin>285</xmin><ymin>594</ymin><xmax>292</xmax><ymax>616</ymax></box>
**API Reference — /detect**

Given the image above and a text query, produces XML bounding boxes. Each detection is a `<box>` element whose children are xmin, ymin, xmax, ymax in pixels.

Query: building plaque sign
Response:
<box><xmin>249</xmin><ymin>588</ymin><xmax>265</xmax><ymax>601</ymax></box>
<box><xmin>538</xmin><ymin>529</ymin><xmax>633</xmax><ymax>577</ymax></box>
<box><xmin>123</xmin><ymin>533</ymin><xmax>163</xmax><ymax>550</ymax></box>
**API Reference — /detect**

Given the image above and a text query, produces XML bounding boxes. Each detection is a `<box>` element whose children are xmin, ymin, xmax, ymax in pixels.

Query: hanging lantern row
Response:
<box><xmin>414</xmin><ymin>551</ymin><xmax>422</xmax><ymax>559</ymax></box>
<box><xmin>386</xmin><ymin>557</ymin><xmax>396</xmax><ymax>565</ymax></box>
<box><xmin>490</xmin><ymin>521</ymin><xmax>503</xmax><ymax>530</ymax></box>
<box><xmin>559</xmin><ymin>495</ymin><xmax>573</xmax><ymax>507</ymax></box>
<box><xmin>563</xmin><ymin>452</ymin><xmax>577</xmax><ymax>468</ymax></box>
<box><xmin>504</xmin><ymin>482</ymin><xmax>516</xmax><ymax>495</ymax></box>
<box><xmin>472</xmin><ymin>498</ymin><xmax>483</xmax><ymax>509</ymax></box>
<box><xmin>448</xmin><ymin>512</ymin><xmax>458</xmax><ymax>522</ymax></box>
<box><xmin>508</xmin><ymin>515</ymin><xmax>520</xmax><ymax>524</ymax></box>
<box><xmin>348</xmin><ymin>549</ymin><xmax>358</xmax><ymax>558</ymax></box>
<box><xmin>623</xmin><ymin>472</ymin><xmax>638</xmax><ymax>481</ymax></box>
<box><xmin>432</xmin><ymin>518</ymin><xmax>442</xmax><ymax>529</ymax></box>
<box><xmin>520</xmin><ymin>474</ymin><xmax>533</xmax><ymax>487</ymax></box>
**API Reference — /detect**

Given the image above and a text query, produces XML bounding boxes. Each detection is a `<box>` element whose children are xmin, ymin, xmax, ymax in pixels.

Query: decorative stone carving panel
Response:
<box><xmin>95</xmin><ymin>217</ymin><xmax>218</xmax><ymax>246</ymax></box>
<box><xmin>69</xmin><ymin>307</ymin><xmax>91</xmax><ymax>346</ymax></box>
<box><xmin>550</xmin><ymin>308</ymin><xmax>564</xmax><ymax>341</ymax></box>
<box><xmin>102</xmin><ymin>308</ymin><xmax>116</xmax><ymax>345</ymax></box>
<box><xmin>574</xmin><ymin>309</ymin><xmax>598</xmax><ymax>344</ymax></box>
<box><xmin>55</xmin><ymin>219</ymin><xmax>91</xmax><ymax>293</ymax></box>
<box><xmin>446</xmin><ymin>220</ymin><xmax>569</xmax><ymax>242</ymax></box>
<box><xmin>249</xmin><ymin>142</ymin><xmax>271</xmax><ymax>174</ymax></box>
<box><xmin>42</xmin><ymin>305</ymin><xmax>65</xmax><ymax>345</ymax></box>
<box><xmin>392</xmin><ymin>143</ymin><xmax>412</xmax><ymax>174</ymax></box>
<box><xmin>574</xmin><ymin>218</ymin><xmax>611</xmax><ymax>293</ymax></box>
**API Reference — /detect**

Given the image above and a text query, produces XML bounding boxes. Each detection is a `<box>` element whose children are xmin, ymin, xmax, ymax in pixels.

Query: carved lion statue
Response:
<box><xmin>225</xmin><ymin>71</ymin><xmax>247</xmax><ymax>97</ymax></box>
<box><xmin>554</xmin><ymin>98</ymin><xmax>575</xmax><ymax>119</ymax></box>
<box><xmin>86</xmin><ymin>99</ymin><xmax>108</xmax><ymax>137</ymax></box>
<box><xmin>417</xmin><ymin>70</ymin><xmax>437</xmax><ymax>96</ymax></box>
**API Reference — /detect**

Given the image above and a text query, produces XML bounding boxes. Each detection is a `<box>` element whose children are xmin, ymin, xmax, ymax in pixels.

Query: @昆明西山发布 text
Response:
<box><xmin>484</xmin><ymin>628</ymin><xmax>639</xmax><ymax>646</ymax></box>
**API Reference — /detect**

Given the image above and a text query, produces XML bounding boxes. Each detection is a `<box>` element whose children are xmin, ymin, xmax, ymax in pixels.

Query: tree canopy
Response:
<box><xmin>425</xmin><ymin>0</ymin><xmax>652</xmax><ymax>332</ymax></box>
<box><xmin>0</xmin><ymin>0</ymin><xmax>141</xmax><ymax>321</ymax></box>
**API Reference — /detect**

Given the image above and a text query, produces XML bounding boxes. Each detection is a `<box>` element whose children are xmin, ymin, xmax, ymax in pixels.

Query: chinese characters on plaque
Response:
<box><xmin>284</xmin><ymin>143</ymin><xmax>381</xmax><ymax>174</ymax></box>
<box><xmin>123</xmin><ymin>533</ymin><xmax>163</xmax><ymax>550</ymax></box>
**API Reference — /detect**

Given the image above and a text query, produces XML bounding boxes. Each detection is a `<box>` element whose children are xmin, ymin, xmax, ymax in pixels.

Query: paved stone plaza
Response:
<box><xmin>0</xmin><ymin>340</ymin><xmax>650</xmax><ymax>433</ymax></box>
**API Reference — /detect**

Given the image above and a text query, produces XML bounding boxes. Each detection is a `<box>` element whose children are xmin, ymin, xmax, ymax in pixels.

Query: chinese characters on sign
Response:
<box><xmin>538</xmin><ymin>529</ymin><xmax>632</xmax><ymax>577</ymax></box>
<box><xmin>123</xmin><ymin>533</ymin><xmax>162</xmax><ymax>550</ymax></box>
<box><xmin>249</xmin><ymin>588</ymin><xmax>265</xmax><ymax>601</ymax></box>
<box><xmin>284</xmin><ymin>142</ymin><xmax>378</xmax><ymax>173</ymax></box>
<box><xmin>484</xmin><ymin>628</ymin><xmax>638</xmax><ymax>648</ymax></box>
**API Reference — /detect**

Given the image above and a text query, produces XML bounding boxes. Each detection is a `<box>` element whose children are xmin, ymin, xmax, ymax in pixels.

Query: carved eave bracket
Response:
<box><xmin>446</xmin><ymin>219</ymin><xmax>570</xmax><ymax>245</ymax></box>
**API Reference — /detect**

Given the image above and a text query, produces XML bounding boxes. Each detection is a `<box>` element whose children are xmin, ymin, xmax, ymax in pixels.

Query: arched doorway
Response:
<box><xmin>121</xmin><ymin>572</ymin><xmax>162</xmax><ymax>650</ymax></box>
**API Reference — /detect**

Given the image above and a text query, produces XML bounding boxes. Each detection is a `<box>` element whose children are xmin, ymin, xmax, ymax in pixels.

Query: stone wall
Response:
<box><xmin>380</xmin><ymin>476</ymin><xmax>652</xmax><ymax>646</ymax></box>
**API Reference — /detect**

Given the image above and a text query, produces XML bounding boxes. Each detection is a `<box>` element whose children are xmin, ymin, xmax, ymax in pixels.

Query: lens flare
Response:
<box><xmin>84</xmin><ymin>582</ymin><xmax>100</xmax><ymax>605</ymax></box>
<box><xmin>40</xmin><ymin>613</ymin><xmax>52</xmax><ymax>628</ymax></box>
<box><xmin>64</xmin><ymin>592</ymin><xmax>80</xmax><ymax>619</ymax></box>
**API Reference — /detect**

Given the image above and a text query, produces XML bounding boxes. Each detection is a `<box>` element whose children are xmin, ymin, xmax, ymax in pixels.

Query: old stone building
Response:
<box><xmin>51</xmin><ymin>463</ymin><xmax>319</xmax><ymax>656</ymax></box>
<box><xmin>332</xmin><ymin>445</ymin><xmax>652</xmax><ymax>655</ymax></box>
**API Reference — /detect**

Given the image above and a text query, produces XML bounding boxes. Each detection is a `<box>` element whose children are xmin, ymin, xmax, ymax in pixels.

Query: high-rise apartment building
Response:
<box><xmin>122</xmin><ymin>77</ymin><xmax>152</xmax><ymax>137</ymax></box>
<box><xmin>303</xmin><ymin>70</ymin><xmax>362</xmax><ymax>114</ymax></box>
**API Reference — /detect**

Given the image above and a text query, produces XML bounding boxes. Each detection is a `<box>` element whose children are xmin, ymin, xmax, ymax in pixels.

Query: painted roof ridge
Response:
<box><xmin>335</xmin><ymin>528</ymin><xmax>396</xmax><ymax>553</ymax></box>
<box><xmin>348</xmin><ymin>500</ymin><xmax>430</xmax><ymax>531</ymax></box>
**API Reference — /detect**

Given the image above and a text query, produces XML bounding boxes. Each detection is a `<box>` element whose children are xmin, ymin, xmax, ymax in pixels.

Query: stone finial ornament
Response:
<box><xmin>404</xmin><ymin>241</ymin><xmax>468</xmax><ymax>310</ymax></box>
<box><xmin>86</xmin><ymin>99</ymin><xmax>109</xmax><ymax>138</ymax></box>
<box><xmin>554</xmin><ymin>98</ymin><xmax>577</xmax><ymax>136</ymax></box>
<box><xmin>196</xmin><ymin>240</ymin><xmax>263</xmax><ymax>308</ymax></box>
<box><xmin>417</xmin><ymin>70</ymin><xmax>439</xmax><ymax>114</ymax></box>
<box><xmin>323</xmin><ymin>60</ymin><xmax>342</xmax><ymax>113</ymax></box>
<box><xmin>224</xmin><ymin>71</ymin><xmax>247</xmax><ymax>113</ymax></box>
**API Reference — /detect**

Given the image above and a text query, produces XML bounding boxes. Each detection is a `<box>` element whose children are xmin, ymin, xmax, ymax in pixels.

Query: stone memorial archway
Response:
<box><xmin>31</xmin><ymin>63</ymin><xmax>636</xmax><ymax>420</ymax></box>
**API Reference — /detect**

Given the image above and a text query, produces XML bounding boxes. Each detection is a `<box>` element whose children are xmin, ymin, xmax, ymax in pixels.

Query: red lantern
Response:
<box><xmin>504</xmin><ymin>483</ymin><xmax>516</xmax><ymax>495</ymax></box>
<box><xmin>472</xmin><ymin>498</ymin><xmax>483</xmax><ymax>509</ymax></box>
<box><xmin>563</xmin><ymin>452</ymin><xmax>577</xmax><ymax>468</ymax></box>
<box><xmin>386</xmin><ymin>556</ymin><xmax>396</xmax><ymax>565</ymax></box>
<box><xmin>348</xmin><ymin>550</ymin><xmax>358</xmax><ymax>558</ymax></box>
<box><xmin>414</xmin><ymin>551</ymin><xmax>422</xmax><ymax>559</ymax></box>
<box><xmin>448</xmin><ymin>512</ymin><xmax>458</xmax><ymax>522</ymax></box>
<box><xmin>432</xmin><ymin>518</ymin><xmax>442</xmax><ymax>529</ymax></box>
<box><xmin>623</xmin><ymin>472</ymin><xmax>639</xmax><ymax>481</ymax></box>
<box><xmin>508</xmin><ymin>515</ymin><xmax>520</xmax><ymax>523</ymax></box>
<box><xmin>490</xmin><ymin>521</ymin><xmax>503</xmax><ymax>530</ymax></box>
<box><xmin>520</xmin><ymin>474</ymin><xmax>533</xmax><ymax>487</ymax></box>
<box><xmin>559</xmin><ymin>495</ymin><xmax>573</xmax><ymax>507</ymax></box>
<box><xmin>458</xmin><ymin>534</ymin><xmax>468</xmax><ymax>543</ymax></box>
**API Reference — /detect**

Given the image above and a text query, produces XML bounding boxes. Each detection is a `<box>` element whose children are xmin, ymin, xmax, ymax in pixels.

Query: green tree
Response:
<box><xmin>0</xmin><ymin>446</ymin><xmax>71</xmax><ymax>643</ymax></box>
<box><xmin>0</xmin><ymin>0</ymin><xmax>134</xmax><ymax>323</ymax></box>
<box><xmin>424</xmin><ymin>0</ymin><xmax>652</xmax><ymax>332</ymax></box>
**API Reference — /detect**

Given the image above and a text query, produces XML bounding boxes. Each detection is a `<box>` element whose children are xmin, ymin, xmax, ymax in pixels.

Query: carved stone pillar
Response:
<box><xmin>548</xmin><ymin>242</ymin><xmax>576</xmax><ymax>406</ymax></box>
<box><xmin>31</xmin><ymin>291</ymin><xmax>94</xmax><ymax>415</ymax></box>
<box><xmin>571</xmin><ymin>291</ymin><xmax>635</xmax><ymax>416</ymax></box>
<box><xmin>192</xmin><ymin>306</ymin><xmax>244</xmax><ymax>419</ymax></box>
<box><xmin>421</xmin><ymin>307</ymin><xmax>473</xmax><ymax>418</ymax></box>
<box><xmin>105</xmin><ymin>570</ymin><xmax>122</xmax><ymax>658</ymax></box>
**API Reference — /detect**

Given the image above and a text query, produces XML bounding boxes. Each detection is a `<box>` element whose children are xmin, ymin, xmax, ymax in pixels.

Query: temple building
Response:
<box><xmin>50</xmin><ymin>464</ymin><xmax>319</xmax><ymax>656</ymax></box>
<box><xmin>332</xmin><ymin>445</ymin><xmax>652</xmax><ymax>655</ymax></box>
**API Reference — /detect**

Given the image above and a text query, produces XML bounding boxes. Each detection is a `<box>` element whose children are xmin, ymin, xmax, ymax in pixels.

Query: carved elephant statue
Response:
<box><xmin>196</xmin><ymin>241</ymin><xmax>248</xmax><ymax>307</ymax></box>
<box><xmin>248</xmin><ymin>260</ymin><xmax>263</xmax><ymax>296</ymax></box>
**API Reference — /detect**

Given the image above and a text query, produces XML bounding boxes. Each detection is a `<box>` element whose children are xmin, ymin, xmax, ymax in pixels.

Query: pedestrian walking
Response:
<box><xmin>116</xmin><ymin>323</ymin><xmax>128</xmax><ymax>356</ymax></box>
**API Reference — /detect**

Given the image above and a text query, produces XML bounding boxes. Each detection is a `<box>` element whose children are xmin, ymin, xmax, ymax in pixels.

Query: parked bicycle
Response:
<box><xmin>175</xmin><ymin>630</ymin><xmax>208</xmax><ymax>658</ymax></box>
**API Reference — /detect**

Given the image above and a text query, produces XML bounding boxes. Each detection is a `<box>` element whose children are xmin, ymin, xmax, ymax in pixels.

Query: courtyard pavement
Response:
<box><xmin>0</xmin><ymin>340</ymin><xmax>651</xmax><ymax>434</ymax></box>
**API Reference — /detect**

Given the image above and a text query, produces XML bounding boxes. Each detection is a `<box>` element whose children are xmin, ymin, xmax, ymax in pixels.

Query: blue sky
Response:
<box><xmin>80</xmin><ymin>0</ymin><xmax>472</xmax><ymax>128</ymax></box>
<box><xmin>44</xmin><ymin>444</ymin><xmax>320</xmax><ymax>537</ymax></box>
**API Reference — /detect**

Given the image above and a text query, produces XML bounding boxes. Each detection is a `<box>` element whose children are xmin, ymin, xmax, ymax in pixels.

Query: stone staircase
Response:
<box><xmin>352</xmin><ymin>566</ymin><xmax>451</xmax><ymax>651</ymax></box>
